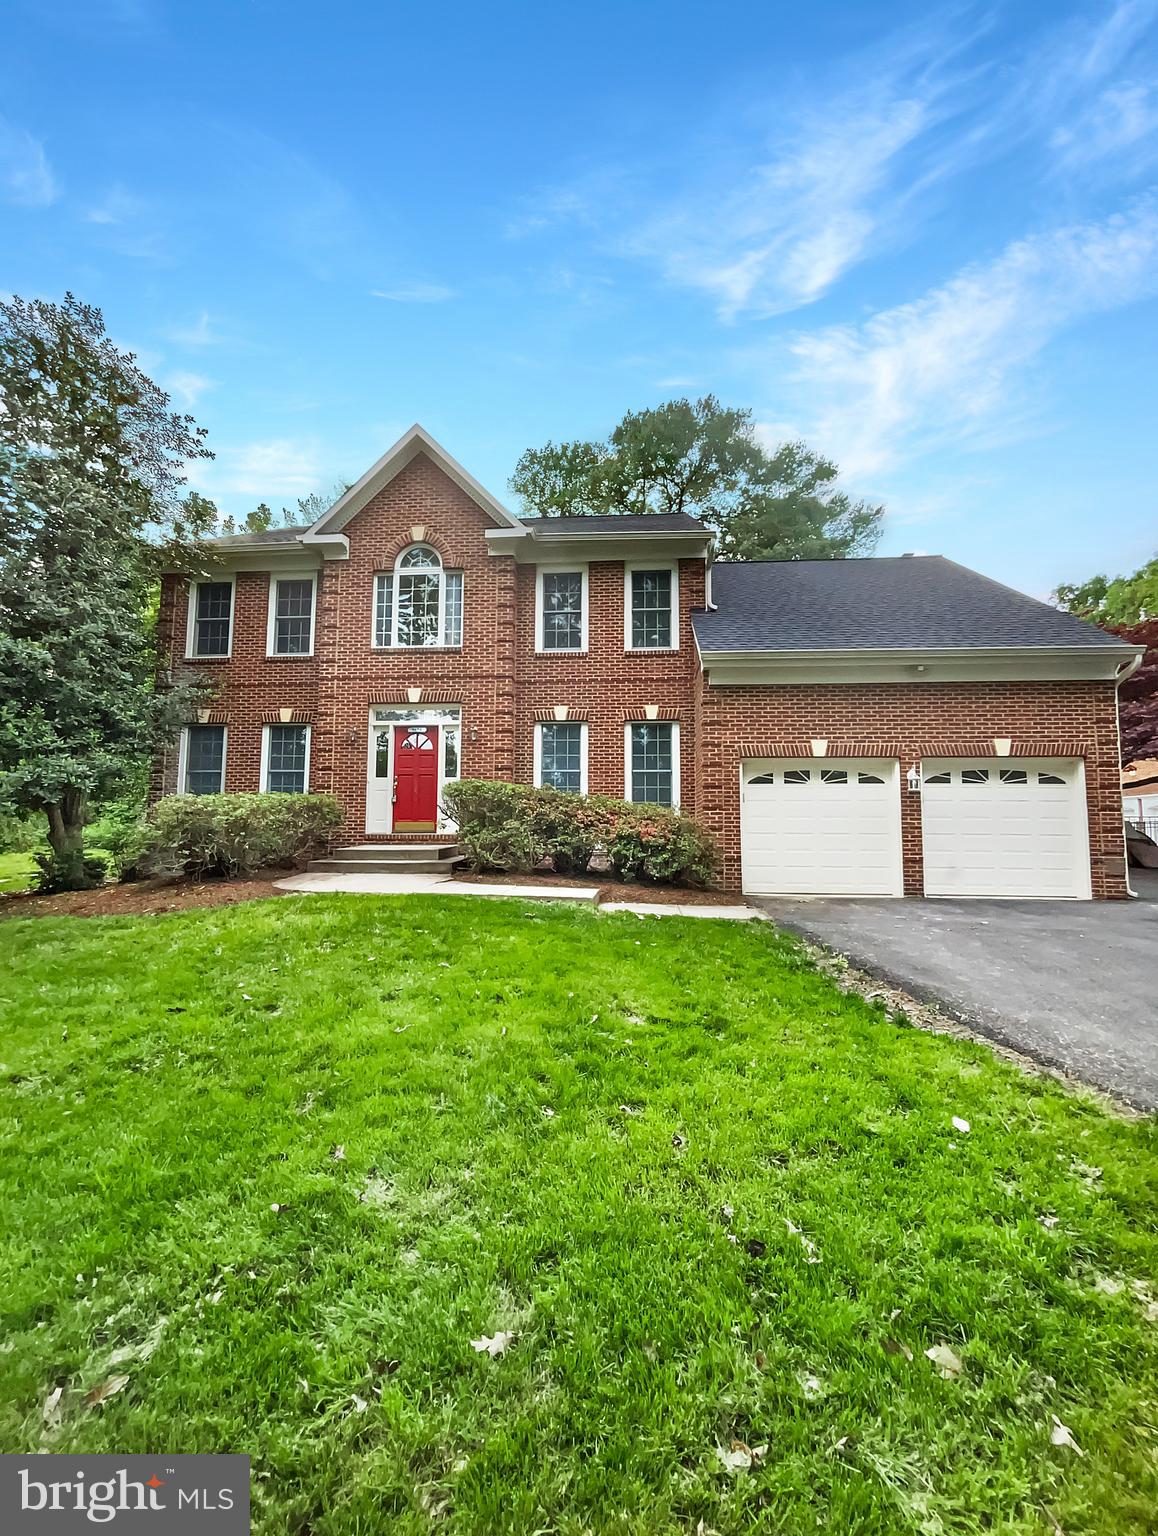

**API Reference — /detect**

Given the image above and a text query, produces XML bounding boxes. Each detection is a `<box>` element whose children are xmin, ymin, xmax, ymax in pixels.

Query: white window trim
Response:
<box><xmin>260</xmin><ymin>722</ymin><xmax>312</xmax><ymax>793</ymax></box>
<box><xmin>371</xmin><ymin>560</ymin><xmax>464</xmax><ymax>650</ymax></box>
<box><xmin>535</xmin><ymin>565</ymin><xmax>589</xmax><ymax>654</ymax></box>
<box><xmin>185</xmin><ymin>576</ymin><xmax>236</xmax><ymax>660</ymax></box>
<box><xmin>178</xmin><ymin>723</ymin><xmax>228</xmax><ymax>795</ymax></box>
<box><xmin>624</xmin><ymin>562</ymin><xmax>679</xmax><ymax>652</ymax></box>
<box><xmin>266</xmin><ymin>574</ymin><xmax>317</xmax><ymax>658</ymax></box>
<box><xmin>533</xmin><ymin>720</ymin><xmax>589</xmax><ymax>794</ymax></box>
<box><xmin>623</xmin><ymin>720</ymin><xmax>681</xmax><ymax>809</ymax></box>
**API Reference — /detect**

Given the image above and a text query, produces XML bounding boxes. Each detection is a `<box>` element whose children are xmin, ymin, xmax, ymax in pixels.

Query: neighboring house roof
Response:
<box><xmin>305</xmin><ymin>423</ymin><xmax>523</xmax><ymax>539</ymax></box>
<box><xmin>1122</xmin><ymin>758</ymin><xmax>1158</xmax><ymax>791</ymax></box>
<box><xmin>207</xmin><ymin>526</ymin><xmax>310</xmax><ymax>547</ymax></box>
<box><xmin>517</xmin><ymin>512</ymin><xmax>706</xmax><ymax>534</ymax></box>
<box><xmin>695</xmin><ymin>556</ymin><xmax>1134</xmax><ymax>653</ymax></box>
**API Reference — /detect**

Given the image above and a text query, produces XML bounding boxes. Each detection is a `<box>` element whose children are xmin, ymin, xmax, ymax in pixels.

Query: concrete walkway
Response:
<box><xmin>275</xmin><ymin>870</ymin><xmax>763</xmax><ymax>920</ymax></box>
<box><xmin>276</xmin><ymin>870</ymin><xmax>600</xmax><ymax>902</ymax></box>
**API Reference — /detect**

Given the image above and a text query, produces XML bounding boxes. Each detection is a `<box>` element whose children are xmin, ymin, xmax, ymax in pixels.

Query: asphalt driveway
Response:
<box><xmin>754</xmin><ymin>868</ymin><xmax>1158</xmax><ymax>1111</ymax></box>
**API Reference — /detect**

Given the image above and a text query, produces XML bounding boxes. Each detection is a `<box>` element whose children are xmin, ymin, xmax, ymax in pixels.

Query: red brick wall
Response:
<box><xmin>512</xmin><ymin>558</ymin><xmax>705</xmax><ymax>808</ymax></box>
<box><xmin>697</xmin><ymin>678</ymin><xmax>1129</xmax><ymax>898</ymax></box>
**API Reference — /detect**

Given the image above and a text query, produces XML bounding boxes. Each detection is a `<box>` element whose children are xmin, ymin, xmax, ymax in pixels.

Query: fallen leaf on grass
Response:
<box><xmin>925</xmin><ymin>1343</ymin><xmax>963</xmax><ymax>1379</ymax></box>
<box><xmin>349</xmin><ymin>1393</ymin><xmax>368</xmax><ymax>1414</ymax></box>
<box><xmin>951</xmin><ymin>1116</ymin><xmax>971</xmax><ymax>1134</ymax></box>
<box><xmin>671</xmin><ymin>1134</ymin><xmax>686</xmax><ymax>1149</ymax></box>
<box><xmin>785</xmin><ymin>1217</ymin><xmax>821</xmax><ymax>1264</ymax></box>
<box><xmin>42</xmin><ymin>1385</ymin><xmax>63</xmax><ymax>1432</ymax></box>
<box><xmin>883</xmin><ymin>1338</ymin><xmax>913</xmax><ymax>1361</ymax></box>
<box><xmin>1050</xmin><ymin>1415</ymin><xmax>1083</xmax><ymax>1456</ymax></box>
<box><xmin>471</xmin><ymin>1331</ymin><xmax>516</xmax><ymax>1358</ymax></box>
<box><xmin>745</xmin><ymin>1238</ymin><xmax>766</xmax><ymax>1258</ymax></box>
<box><xmin>330</xmin><ymin>1143</ymin><xmax>346</xmax><ymax>1161</ymax></box>
<box><xmin>716</xmin><ymin>1440</ymin><xmax>768</xmax><ymax>1473</ymax></box>
<box><xmin>84</xmin><ymin>1374</ymin><xmax>130</xmax><ymax>1408</ymax></box>
<box><xmin>541</xmin><ymin>1106</ymin><xmax>555</xmax><ymax>1119</ymax></box>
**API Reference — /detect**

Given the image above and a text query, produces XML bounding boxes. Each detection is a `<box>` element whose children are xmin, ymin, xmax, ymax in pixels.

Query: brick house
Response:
<box><xmin>156</xmin><ymin>425</ymin><xmax>1143</xmax><ymax>899</ymax></box>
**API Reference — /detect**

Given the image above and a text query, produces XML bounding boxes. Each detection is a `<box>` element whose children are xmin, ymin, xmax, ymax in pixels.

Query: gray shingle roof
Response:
<box><xmin>208</xmin><ymin>526</ymin><xmax>311</xmax><ymax>546</ymax></box>
<box><xmin>518</xmin><ymin>511</ymin><xmax>706</xmax><ymax>534</ymax></box>
<box><xmin>694</xmin><ymin>556</ymin><xmax>1128</xmax><ymax>652</ymax></box>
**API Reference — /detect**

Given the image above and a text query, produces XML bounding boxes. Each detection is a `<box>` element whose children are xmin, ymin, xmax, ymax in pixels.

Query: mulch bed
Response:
<box><xmin>0</xmin><ymin>874</ymin><xmax>291</xmax><ymax>921</ymax></box>
<box><xmin>2</xmin><ymin>870</ymin><xmax>731</xmax><ymax>921</ymax></box>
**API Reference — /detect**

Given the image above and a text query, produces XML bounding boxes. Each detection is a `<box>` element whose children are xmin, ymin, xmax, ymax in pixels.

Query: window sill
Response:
<box><xmin>264</xmin><ymin>651</ymin><xmax>316</xmax><ymax>661</ymax></box>
<box><xmin>183</xmin><ymin>654</ymin><xmax>233</xmax><ymax>663</ymax></box>
<box><xmin>625</xmin><ymin>646</ymin><xmax>679</xmax><ymax>654</ymax></box>
<box><xmin>535</xmin><ymin>648</ymin><xmax>588</xmax><ymax>657</ymax></box>
<box><xmin>370</xmin><ymin>644</ymin><xmax>464</xmax><ymax>653</ymax></box>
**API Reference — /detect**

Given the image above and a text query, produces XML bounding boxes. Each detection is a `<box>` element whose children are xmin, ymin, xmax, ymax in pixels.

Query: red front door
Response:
<box><xmin>393</xmin><ymin>725</ymin><xmax>439</xmax><ymax>832</ymax></box>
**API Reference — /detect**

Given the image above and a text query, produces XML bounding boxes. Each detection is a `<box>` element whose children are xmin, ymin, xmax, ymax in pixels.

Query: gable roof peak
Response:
<box><xmin>302</xmin><ymin>423</ymin><xmax>522</xmax><ymax>543</ymax></box>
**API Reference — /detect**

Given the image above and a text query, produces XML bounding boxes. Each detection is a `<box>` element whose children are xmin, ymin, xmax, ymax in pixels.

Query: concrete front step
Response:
<box><xmin>308</xmin><ymin>855</ymin><xmax>465</xmax><ymax>875</ymax></box>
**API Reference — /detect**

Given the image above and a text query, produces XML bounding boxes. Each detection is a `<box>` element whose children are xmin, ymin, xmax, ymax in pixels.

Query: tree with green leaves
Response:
<box><xmin>1054</xmin><ymin>555</ymin><xmax>1158</xmax><ymax>624</ymax></box>
<box><xmin>0</xmin><ymin>293</ymin><xmax>216</xmax><ymax>889</ymax></box>
<box><xmin>215</xmin><ymin>485</ymin><xmax>351</xmax><ymax>537</ymax></box>
<box><xmin>510</xmin><ymin>396</ymin><xmax>883</xmax><ymax>559</ymax></box>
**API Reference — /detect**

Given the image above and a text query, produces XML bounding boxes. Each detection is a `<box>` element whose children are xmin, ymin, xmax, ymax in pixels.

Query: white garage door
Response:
<box><xmin>741</xmin><ymin>758</ymin><xmax>903</xmax><ymax>896</ymax></box>
<box><xmin>921</xmin><ymin>758</ymin><xmax>1089</xmax><ymax>899</ymax></box>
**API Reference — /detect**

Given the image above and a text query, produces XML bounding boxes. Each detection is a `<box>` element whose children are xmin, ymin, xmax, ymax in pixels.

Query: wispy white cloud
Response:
<box><xmin>1051</xmin><ymin>81</ymin><xmax>1158</xmax><ymax>172</ymax></box>
<box><xmin>166</xmin><ymin>371</ymin><xmax>215</xmax><ymax>408</ymax></box>
<box><xmin>194</xmin><ymin>438</ymin><xmax>321</xmax><ymax>502</ymax></box>
<box><xmin>163</xmin><ymin>311</ymin><xmax>221</xmax><ymax>348</ymax></box>
<box><xmin>83</xmin><ymin>183</ymin><xmax>143</xmax><ymax>225</ymax></box>
<box><xmin>631</xmin><ymin>89</ymin><xmax>944</xmax><ymax>321</ymax></box>
<box><xmin>371</xmin><ymin>282</ymin><xmax>457</xmax><ymax>303</ymax></box>
<box><xmin>0</xmin><ymin>117</ymin><xmax>57</xmax><ymax>207</ymax></box>
<box><xmin>782</xmin><ymin>195</ymin><xmax>1158</xmax><ymax>478</ymax></box>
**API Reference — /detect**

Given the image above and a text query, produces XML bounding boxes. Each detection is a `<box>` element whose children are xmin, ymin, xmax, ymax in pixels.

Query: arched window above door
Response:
<box><xmin>373</xmin><ymin>544</ymin><xmax>463</xmax><ymax>648</ymax></box>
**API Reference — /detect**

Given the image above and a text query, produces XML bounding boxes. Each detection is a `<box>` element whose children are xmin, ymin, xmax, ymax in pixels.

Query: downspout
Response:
<box><xmin>1115</xmin><ymin>651</ymin><xmax>1145</xmax><ymax>899</ymax></box>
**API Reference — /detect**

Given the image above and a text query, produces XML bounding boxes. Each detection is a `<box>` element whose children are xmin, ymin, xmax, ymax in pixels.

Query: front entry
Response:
<box><xmin>391</xmin><ymin>724</ymin><xmax>439</xmax><ymax>832</ymax></box>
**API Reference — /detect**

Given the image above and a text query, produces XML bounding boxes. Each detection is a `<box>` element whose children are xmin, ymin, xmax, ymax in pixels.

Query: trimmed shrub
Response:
<box><xmin>442</xmin><ymin>779</ymin><xmax>718</xmax><ymax>887</ymax></box>
<box><xmin>603</xmin><ymin>807</ymin><xmax>717</xmax><ymax>886</ymax></box>
<box><xmin>139</xmin><ymin>793</ymin><xmax>341</xmax><ymax>879</ymax></box>
<box><xmin>526</xmin><ymin>786</ymin><xmax>605</xmax><ymax>876</ymax></box>
<box><xmin>440</xmin><ymin>780</ymin><xmax>544</xmax><ymax>874</ymax></box>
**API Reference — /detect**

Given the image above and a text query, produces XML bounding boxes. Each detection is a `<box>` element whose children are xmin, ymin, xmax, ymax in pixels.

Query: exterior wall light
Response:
<box><xmin>906</xmin><ymin>763</ymin><xmax>922</xmax><ymax>792</ymax></box>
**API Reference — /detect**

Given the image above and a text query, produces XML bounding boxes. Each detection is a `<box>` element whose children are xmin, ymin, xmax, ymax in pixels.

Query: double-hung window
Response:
<box><xmin>625</xmin><ymin>565</ymin><xmax>677</xmax><ymax>650</ymax></box>
<box><xmin>262</xmin><ymin>723</ymin><xmax>310</xmax><ymax>793</ymax></box>
<box><xmin>182</xmin><ymin>725</ymin><xmax>226</xmax><ymax>794</ymax></box>
<box><xmin>189</xmin><ymin>580</ymin><xmax>233</xmax><ymax>658</ymax></box>
<box><xmin>268</xmin><ymin>577</ymin><xmax>315</xmax><ymax>656</ymax></box>
<box><xmin>535</xmin><ymin>721</ymin><xmax>587</xmax><ymax>794</ymax></box>
<box><xmin>537</xmin><ymin>569</ymin><xmax>586</xmax><ymax>651</ymax></box>
<box><xmin>373</xmin><ymin>544</ymin><xmax>463</xmax><ymax>648</ymax></box>
<box><xmin>626</xmin><ymin>721</ymin><xmax>679</xmax><ymax>807</ymax></box>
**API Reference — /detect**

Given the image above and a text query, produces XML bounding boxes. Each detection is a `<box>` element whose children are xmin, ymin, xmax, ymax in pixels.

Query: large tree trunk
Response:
<box><xmin>43</xmin><ymin>787</ymin><xmax>93</xmax><ymax>890</ymax></box>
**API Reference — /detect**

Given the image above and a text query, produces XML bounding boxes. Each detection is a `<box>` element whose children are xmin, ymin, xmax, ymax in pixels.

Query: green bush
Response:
<box><xmin>602</xmin><ymin>805</ymin><xmax>717</xmax><ymax>886</ymax></box>
<box><xmin>440</xmin><ymin>780</ymin><xmax>545</xmax><ymax>874</ymax></box>
<box><xmin>0</xmin><ymin>809</ymin><xmax>42</xmax><ymax>855</ymax></box>
<box><xmin>34</xmin><ymin>850</ymin><xmax>108</xmax><ymax>893</ymax></box>
<box><xmin>442</xmin><ymin>779</ymin><xmax>718</xmax><ymax>887</ymax></box>
<box><xmin>140</xmin><ymin>793</ymin><xmax>341</xmax><ymax>879</ymax></box>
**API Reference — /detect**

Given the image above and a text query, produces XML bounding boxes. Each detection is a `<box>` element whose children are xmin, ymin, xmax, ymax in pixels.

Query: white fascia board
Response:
<box><xmin>699</xmin><ymin>644</ymin><xmax>1144</xmax><ymax>686</ymax></box>
<box><xmin>306</xmin><ymin>424</ymin><xmax>521</xmax><ymax>536</ymax></box>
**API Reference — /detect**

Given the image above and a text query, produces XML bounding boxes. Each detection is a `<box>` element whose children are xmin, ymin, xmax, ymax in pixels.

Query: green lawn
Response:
<box><xmin>0</xmin><ymin>895</ymin><xmax>1154</xmax><ymax>1535</ymax></box>
<box><xmin>0</xmin><ymin>850</ymin><xmax>37</xmax><ymax>893</ymax></box>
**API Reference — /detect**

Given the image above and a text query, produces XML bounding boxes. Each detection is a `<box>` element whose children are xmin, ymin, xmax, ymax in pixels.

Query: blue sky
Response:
<box><xmin>3</xmin><ymin>0</ymin><xmax>1157</xmax><ymax>595</ymax></box>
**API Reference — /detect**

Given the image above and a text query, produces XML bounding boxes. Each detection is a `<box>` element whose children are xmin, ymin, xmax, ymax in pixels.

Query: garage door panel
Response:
<box><xmin>921</xmin><ymin>758</ymin><xmax>1088</xmax><ymax>899</ymax></box>
<box><xmin>741</xmin><ymin>758</ymin><xmax>902</xmax><ymax>897</ymax></box>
